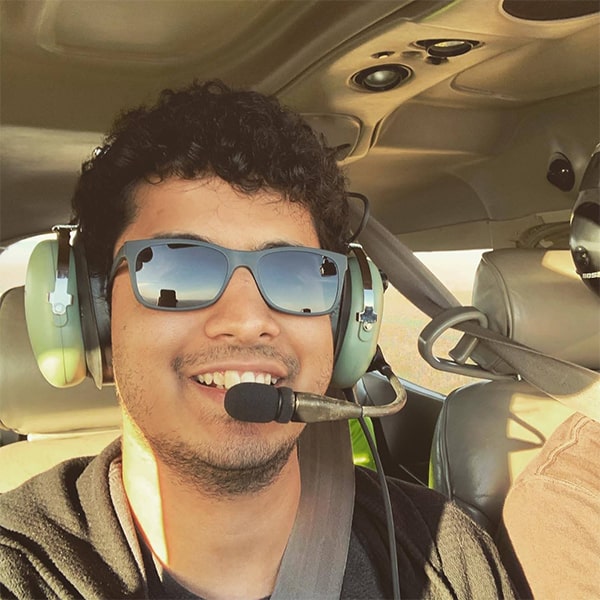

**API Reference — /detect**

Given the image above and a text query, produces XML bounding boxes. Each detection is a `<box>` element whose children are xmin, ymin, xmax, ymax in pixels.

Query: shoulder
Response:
<box><xmin>355</xmin><ymin>466</ymin><xmax>472</xmax><ymax>529</ymax></box>
<box><xmin>0</xmin><ymin>440</ymin><xmax>131</xmax><ymax>598</ymax></box>
<box><xmin>504</xmin><ymin>413</ymin><xmax>600</xmax><ymax>523</ymax></box>
<box><xmin>354</xmin><ymin>467</ymin><xmax>516</xmax><ymax>599</ymax></box>
<box><xmin>501</xmin><ymin>414</ymin><xmax>600</xmax><ymax>599</ymax></box>
<box><xmin>0</xmin><ymin>439</ymin><xmax>120</xmax><ymax>525</ymax></box>
<box><xmin>355</xmin><ymin>466</ymin><xmax>498</xmax><ymax>547</ymax></box>
<box><xmin>511</xmin><ymin>413</ymin><xmax>600</xmax><ymax>492</ymax></box>
<box><xmin>0</xmin><ymin>453</ymin><xmax>96</xmax><ymax>533</ymax></box>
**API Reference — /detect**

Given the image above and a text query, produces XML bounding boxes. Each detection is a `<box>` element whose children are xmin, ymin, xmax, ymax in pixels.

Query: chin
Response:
<box><xmin>148</xmin><ymin>423</ymin><xmax>302</xmax><ymax>496</ymax></box>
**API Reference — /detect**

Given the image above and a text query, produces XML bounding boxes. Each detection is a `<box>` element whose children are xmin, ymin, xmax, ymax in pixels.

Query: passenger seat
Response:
<box><xmin>429</xmin><ymin>248</ymin><xmax>599</xmax><ymax>535</ymax></box>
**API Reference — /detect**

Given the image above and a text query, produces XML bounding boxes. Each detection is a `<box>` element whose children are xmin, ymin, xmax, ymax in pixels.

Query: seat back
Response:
<box><xmin>429</xmin><ymin>248</ymin><xmax>600</xmax><ymax>534</ymax></box>
<box><xmin>0</xmin><ymin>286</ymin><xmax>120</xmax><ymax>491</ymax></box>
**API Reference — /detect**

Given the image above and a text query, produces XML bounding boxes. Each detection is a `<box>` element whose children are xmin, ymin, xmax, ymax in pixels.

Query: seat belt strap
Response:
<box><xmin>352</xmin><ymin>205</ymin><xmax>600</xmax><ymax>421</ymax></box>
<box><xmin>460</xmin><ymin>317</ymin><xmax>600</xmax><ymax>419</ymax></box>
<box><xmin>272</xmin><ymin>420</ymin><xmax>355</xmax><ymax>599</ymax></box>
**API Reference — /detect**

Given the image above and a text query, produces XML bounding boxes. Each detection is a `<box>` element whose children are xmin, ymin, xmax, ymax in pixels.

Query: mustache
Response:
<box><xmin>172</xmin><ymin>344</ymin><xmax>300</xmax><ymax>378</ymax></box>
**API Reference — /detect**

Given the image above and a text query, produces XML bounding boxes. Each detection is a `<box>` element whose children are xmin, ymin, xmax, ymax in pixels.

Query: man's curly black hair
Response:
<box><xmin>71</xmin><ymin>80</ymin><xmax>350</xmax><ymax>278</ymax></box>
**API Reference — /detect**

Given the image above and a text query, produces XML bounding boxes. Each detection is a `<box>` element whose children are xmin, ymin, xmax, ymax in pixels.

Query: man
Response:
<box><xmin>0</xmin><ymin>80</ymin><xmax>515</xmax><ymax>599</ymax></box>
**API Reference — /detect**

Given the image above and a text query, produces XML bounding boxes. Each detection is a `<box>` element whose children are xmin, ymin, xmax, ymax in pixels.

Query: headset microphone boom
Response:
<box><xmin>224</xmin><ymin>371</ymin><xmax>407</xmax><ymax>424</ymax></box>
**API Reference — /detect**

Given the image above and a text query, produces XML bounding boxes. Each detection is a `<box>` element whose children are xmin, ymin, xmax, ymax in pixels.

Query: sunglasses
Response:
<box><xmin>109</xmin><ymin>238</ymin><xmax>348</xmax><ymax>315</ymax></box>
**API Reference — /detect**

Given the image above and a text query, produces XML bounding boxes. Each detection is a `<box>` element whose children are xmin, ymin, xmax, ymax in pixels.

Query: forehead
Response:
<box><xmin>117</xmin><ymin>177</ymin><xmax>320</xmax><ymax>252</ymax></box>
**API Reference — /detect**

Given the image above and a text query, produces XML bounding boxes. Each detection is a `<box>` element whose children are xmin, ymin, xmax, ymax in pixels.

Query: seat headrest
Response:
<box><xmin>0</xmin><ymin>287</ymin><xmax>120</xmax><ymax>435</ymax></box>
<box><xmin>472</xmin><ymin>249</ymin><xmax>600</xmax><ymax>370</ymax></box>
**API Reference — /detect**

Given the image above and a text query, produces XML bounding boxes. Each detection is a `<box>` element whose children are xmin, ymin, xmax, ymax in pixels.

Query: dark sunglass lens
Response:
<box><xmin>135</xmin><ymin>243</ymin><xmax>227</xmax><ymax>308</ymax></box>
<box><xmin>259</xmin><ymin>251</ymin><xmax>340</xmax><ymax>314</ymax></box>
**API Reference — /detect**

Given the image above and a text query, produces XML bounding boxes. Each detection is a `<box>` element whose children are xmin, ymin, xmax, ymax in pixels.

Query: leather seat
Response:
<box><xmin>429</xmin><ymin>248</ymin><xmax>600</xmax><ymax>535</ymax></box>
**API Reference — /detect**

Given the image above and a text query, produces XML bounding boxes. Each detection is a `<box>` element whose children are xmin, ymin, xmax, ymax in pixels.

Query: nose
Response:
<box><xmin>203</xmin><ymin>267</ymin><xmax>281</xmax><ymax>343</ymax></box>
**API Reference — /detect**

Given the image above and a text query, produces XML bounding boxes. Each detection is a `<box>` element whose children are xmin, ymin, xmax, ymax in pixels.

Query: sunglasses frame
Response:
<box><xmin>109</xmin><ymin>237</ymin><xmax>348</xmax><ymax>316</ymax></box>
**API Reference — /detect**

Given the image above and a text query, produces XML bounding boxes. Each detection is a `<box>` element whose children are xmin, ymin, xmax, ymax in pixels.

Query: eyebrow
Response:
<box><xmin>150</xmin><ymin>232</ymin><xmax>302</xmax><ymax>251</ymax></box>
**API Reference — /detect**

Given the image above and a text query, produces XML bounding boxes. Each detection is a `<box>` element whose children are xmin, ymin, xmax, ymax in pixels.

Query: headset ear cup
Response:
<box><xmin>331</xmin><ymin>253</ymin><xmax>384</xmax><ymax>389</ymax></box>
<box><xmin>24</xmin><ymin>240</ymin><xmax>87</xmax><ymax>387</ymax></box>
<box><xmin>73</xmin><ymin>239</ymin><xmax>113</xmax><ymax>388</ymax></box>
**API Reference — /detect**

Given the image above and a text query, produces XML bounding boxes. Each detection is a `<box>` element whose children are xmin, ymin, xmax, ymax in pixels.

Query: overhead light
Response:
<box><xmin>415</xmin><ymin>38</ymin><xmax>481</xmax><ymax>59</ymax></box>
<box><xmin>351</xmin><ymin>64</ymin><xmax>412</xmax><ymax>92</ymax></box>
<box><xmin>371</xmin><ymin>50</ymin><xmax>395</xmax><ymax>60</ymax></box>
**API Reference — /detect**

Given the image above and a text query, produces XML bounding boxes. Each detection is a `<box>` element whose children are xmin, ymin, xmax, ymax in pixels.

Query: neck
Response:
<box><xmin>121</xmin><ymin>419</ymin><xmax>301</xmax><ymax>600</ymax></box>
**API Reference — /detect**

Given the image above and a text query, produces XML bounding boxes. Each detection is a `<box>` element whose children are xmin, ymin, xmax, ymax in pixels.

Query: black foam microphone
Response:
<box><xmin>224</xmin><ymin>378</ymin><xmax>406</xmax><ymax>424</ymax></box>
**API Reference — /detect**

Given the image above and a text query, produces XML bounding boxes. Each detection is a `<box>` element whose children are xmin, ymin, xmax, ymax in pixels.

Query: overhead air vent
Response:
<box><xmin>414</xmin><ymin>39</ymin><xmax>481</xmax><ymax>59</ymax></box>
<box><xmin>547</xmin><ymin>152</ymin><xmax>575</xmax><ymax>192</ymax></box>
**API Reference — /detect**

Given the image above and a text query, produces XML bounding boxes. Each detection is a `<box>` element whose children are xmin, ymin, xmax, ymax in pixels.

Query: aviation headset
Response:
<box><xmin>24</xmin><ymin>213</ymin><xmax>384</xmax><ymax>391</ymax></box>
<box><xmin>570</xmin><ymin>142</ymin><xmax>600</xmax><ymax>297</ymax></box>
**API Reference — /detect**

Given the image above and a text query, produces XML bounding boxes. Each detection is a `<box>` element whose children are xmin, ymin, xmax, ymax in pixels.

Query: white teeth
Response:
<box><xmin>224</xmin><ymin>370</ymin><xmax>241</xmax><ymax>389</ymax></box>
<box><xmin>193</xmin><ymin>370</ymin><xmax>280</xmax><ymax>390</ymax></box>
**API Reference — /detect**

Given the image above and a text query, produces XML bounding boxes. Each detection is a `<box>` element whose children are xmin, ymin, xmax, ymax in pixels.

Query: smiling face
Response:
<box><xmin>110</xmin><ymin>177</ymin><xmax>335</xmax><ymax>495</ymax></box>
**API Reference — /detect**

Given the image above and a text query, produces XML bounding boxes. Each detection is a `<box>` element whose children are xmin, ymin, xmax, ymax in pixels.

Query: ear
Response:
<box><xmin>24</xmin><ymin>237</ymin><xmax>87</xmax><ymax>387</ymax></box>
<box><xmin>331</xmin><ymin>245</ymin><xmax>384</xmax><ymax>389</ymax></box>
